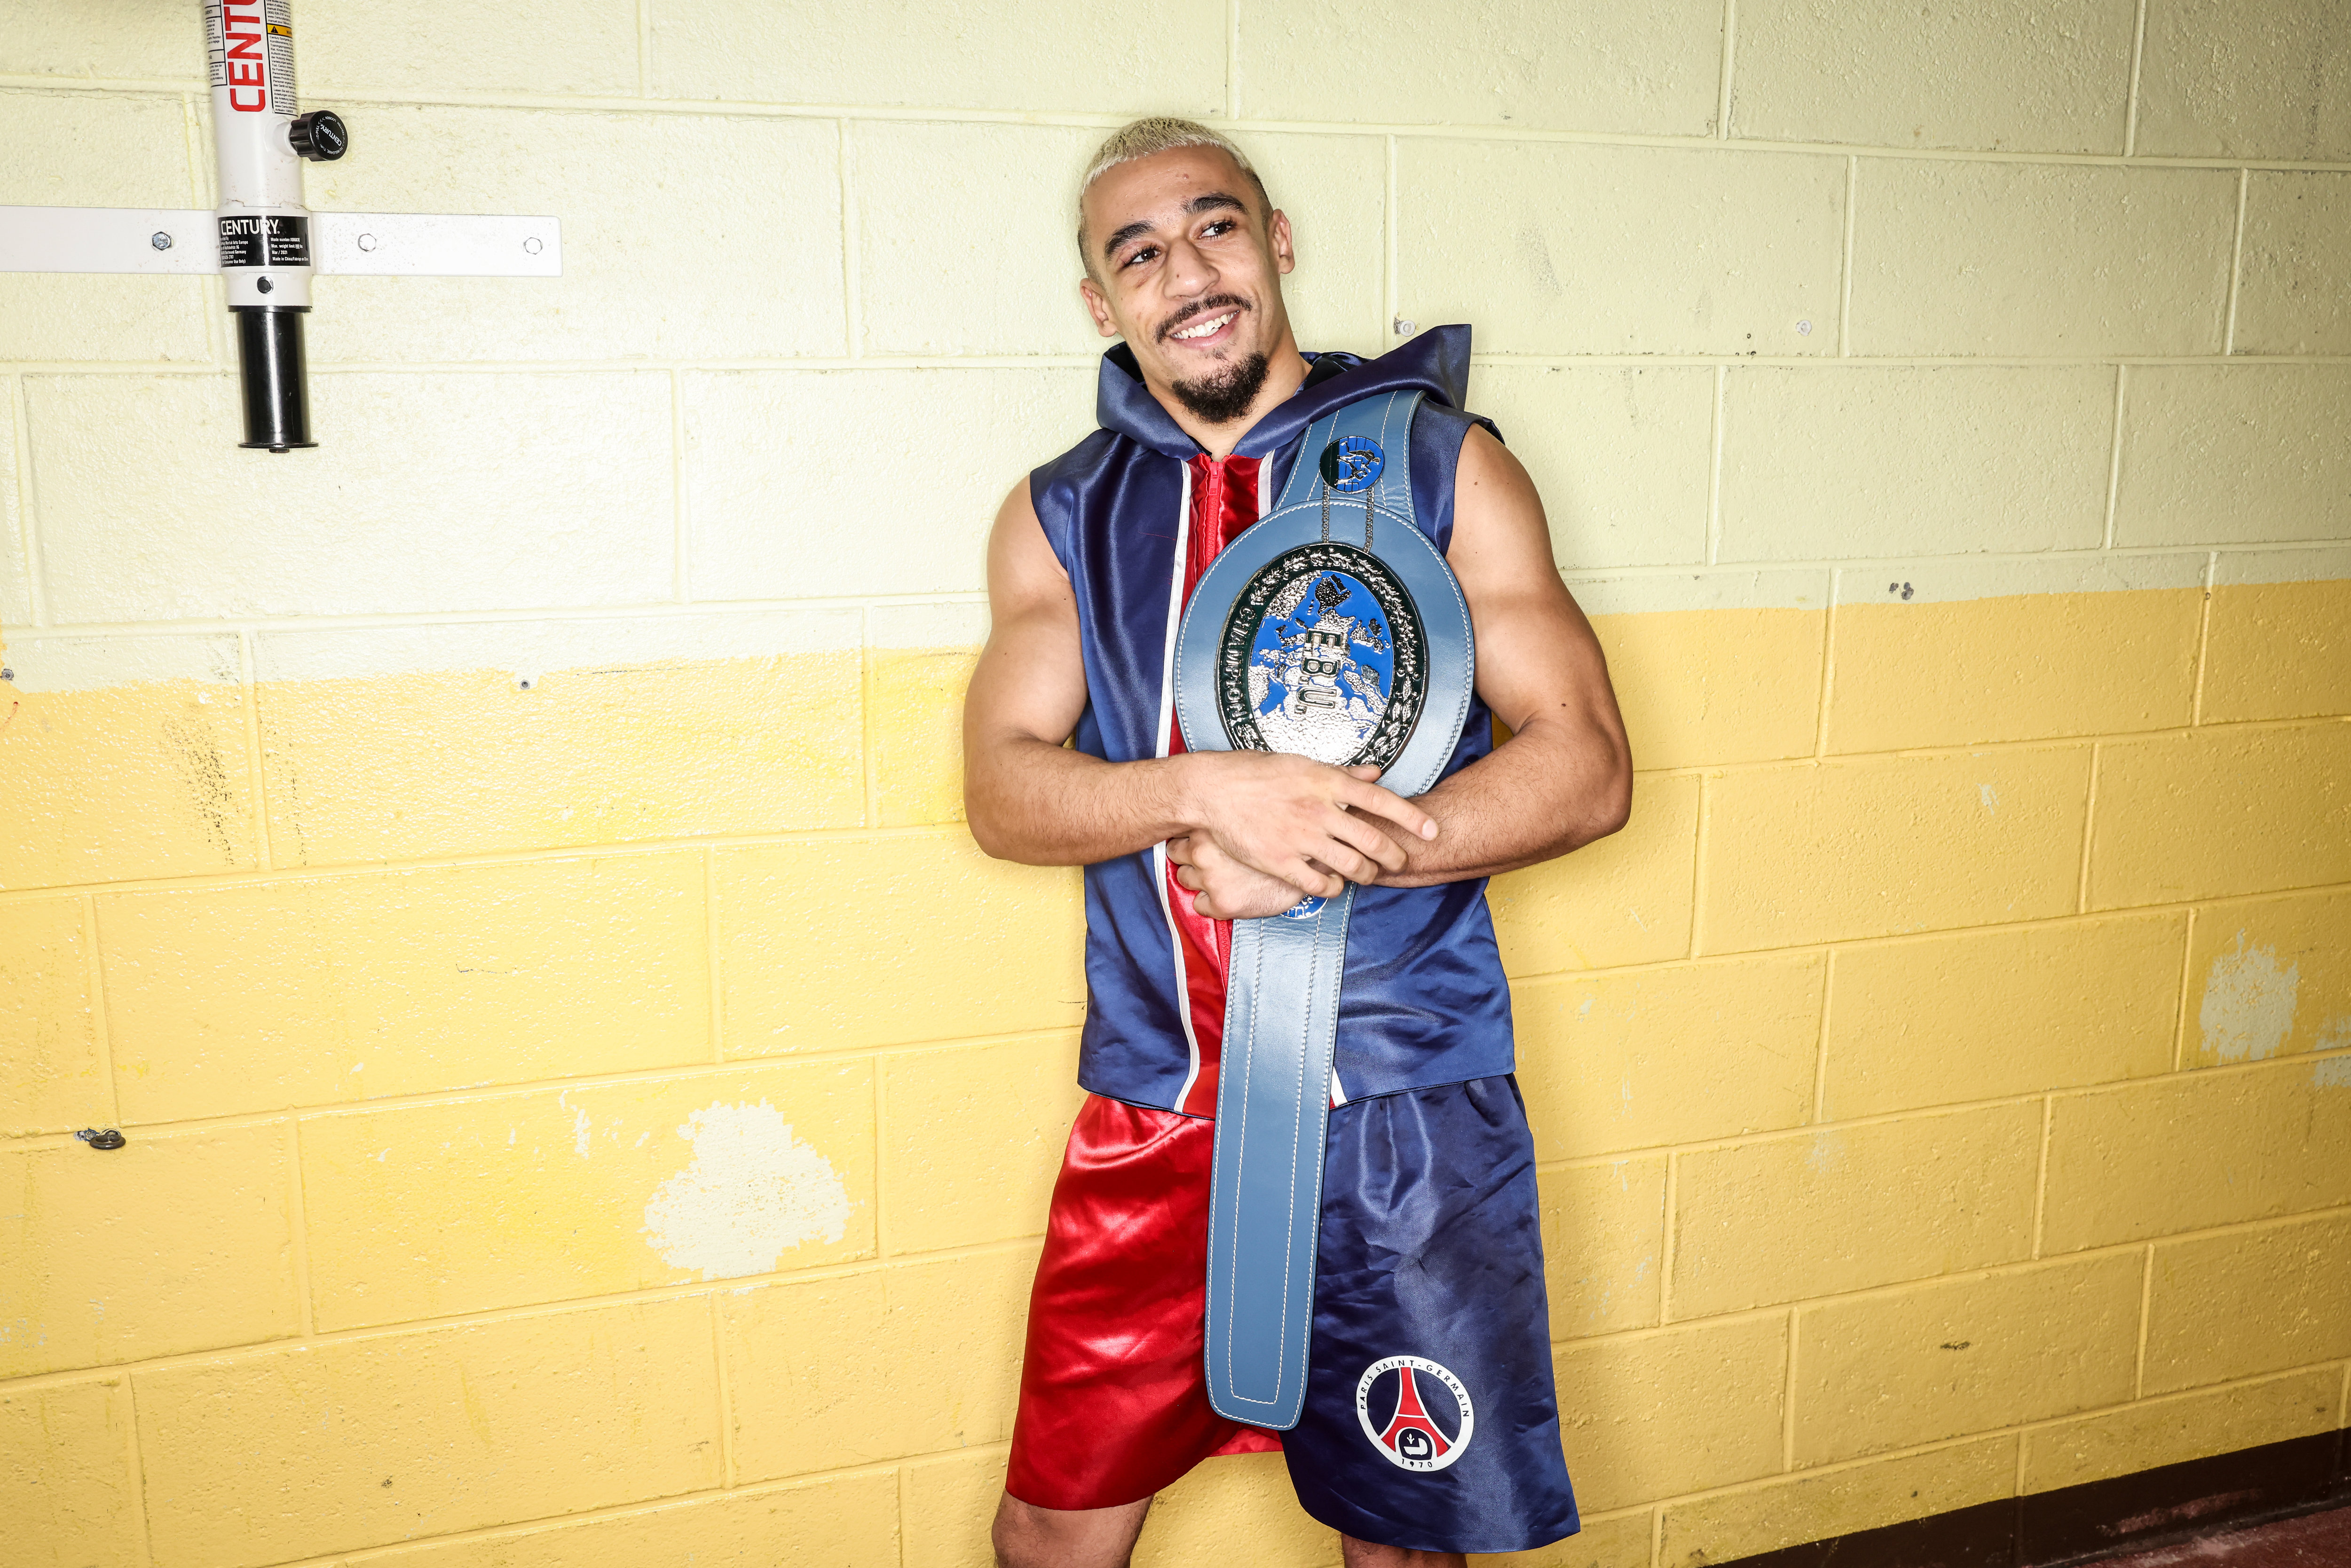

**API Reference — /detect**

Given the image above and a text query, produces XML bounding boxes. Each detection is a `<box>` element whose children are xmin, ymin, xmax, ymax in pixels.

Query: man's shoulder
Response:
<box><xmin>1401</xmin><ymin>398</ymin><xmax>1462</xmax><ymax>441</ymax></box>
<box><xmin>1024</xmin><ymin>425</ymin><xmax>1133</xmax><ymax>564</ymax></box>
<box><xmin>1407</xmin><ymin>400</ymin><xmax>1499</xmax><ymax>489</ymax></box>
<box><xmin>1032</xmin><ymin>425</ymin><xmax>1123</xmax><ymax>488</ymax></box>
<box><xmin>1412</xmin><ymin>397</ymin><xmax>1497</xmax><ymax>449</ymax></box>
<box><xmin>1028</xmin><ymin>425</ymin><xmax>1133</xmax><ymax>518</ymax></box>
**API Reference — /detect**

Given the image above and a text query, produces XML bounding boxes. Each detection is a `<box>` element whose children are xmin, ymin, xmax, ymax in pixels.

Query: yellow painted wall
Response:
<box><xmin>4</xmin><ymin>4</ymin><xmax>2349</xmax><ymax>1566</ymax></box>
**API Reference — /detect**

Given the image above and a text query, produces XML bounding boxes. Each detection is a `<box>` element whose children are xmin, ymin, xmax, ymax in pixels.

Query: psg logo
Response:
<box><xmin>1354</xmin><ymin>1355</ymin><xmax>1475</xmax><ymax>1472</ymax></box>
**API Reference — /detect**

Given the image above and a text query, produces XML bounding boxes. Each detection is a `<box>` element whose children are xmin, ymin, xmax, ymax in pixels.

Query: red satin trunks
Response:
<box><xmin>1005</xmin><ymin>1094</ymin><xmax>1280</xmax><ymax>1510</ymax></box>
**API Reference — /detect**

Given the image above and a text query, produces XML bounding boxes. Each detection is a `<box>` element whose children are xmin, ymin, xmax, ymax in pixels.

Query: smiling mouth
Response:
<box><xmin>1170</xmin><ymin>311</ymin><xmax>1236</xmax><ymax>341</ymax></box>
<box><xmin>1158</xmin><ymin>298</ymin><xmax>1248</xmax><ymax>345</ymax></box>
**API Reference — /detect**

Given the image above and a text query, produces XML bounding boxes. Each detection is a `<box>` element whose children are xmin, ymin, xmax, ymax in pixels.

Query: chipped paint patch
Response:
<box><xmin>2200</xmin><ymin>936</ymin><xmax>2299</xmax><ymax>1063</ymax></box>
<box><xmin>2313</xmin><ymin>1056</ymin><xmax>2351</xmax><ymax>1089</ymax></box>
<box><xmin>641</xmin><ymin>1100</ymin><xmax>852</xmax><ymax>1281</ymax></box>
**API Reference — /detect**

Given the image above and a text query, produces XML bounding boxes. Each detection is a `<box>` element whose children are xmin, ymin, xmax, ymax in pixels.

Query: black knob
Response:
<box><xmin>289</xmin><ymin>110</ymin><xmax>348</xmax><ymax>162</ymax></box>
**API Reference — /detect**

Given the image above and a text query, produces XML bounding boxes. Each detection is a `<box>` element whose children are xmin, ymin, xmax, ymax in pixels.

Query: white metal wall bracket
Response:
<box><xmin>0</xmin><ymin>0</ymin><xmax>562</xmax><ymax>450</ymax></box>
<box><xmin>0</xmin><ymin>206</ymin><xmax>563</xmax><ymax>278</ymax></box>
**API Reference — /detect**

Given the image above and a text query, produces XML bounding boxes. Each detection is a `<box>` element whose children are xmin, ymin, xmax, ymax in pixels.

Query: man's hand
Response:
<box><xmin>1178</xmin><ymin>755</ymin><xmax>1435</xmax><ymax>900</ymax></box>
<box><xmin>1167</xmin><ymin>833</ymin><xmax>1302</xmax><ymax>919</ymax></box>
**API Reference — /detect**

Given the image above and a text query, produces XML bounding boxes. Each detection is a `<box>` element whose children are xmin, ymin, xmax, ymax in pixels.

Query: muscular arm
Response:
<box><xmin>1171</xmin><ymin>426</ymin><xmax>1632</xmax><ymax>911</ymax></box>
<box><xmin>959</xmin><ymin>479</ymin><xmax>1162</xmax><ymax>865</ymax></box>
<box><xmin>962</xmin><ymin>480</ymin><xmax>1438</xmax><ymax>893</ymax></box>
<box><xmin>1368</xmin><ymin>425</ymin><xmax>1633</xmax><ymax>883</ymax></box>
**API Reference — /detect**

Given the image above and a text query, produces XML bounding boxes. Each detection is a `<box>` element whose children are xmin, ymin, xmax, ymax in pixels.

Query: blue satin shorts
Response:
<box><xmin>1284</xmin><ymin>1073</ymin><xmax>1580</xmax><ymax>1553</ymax></box>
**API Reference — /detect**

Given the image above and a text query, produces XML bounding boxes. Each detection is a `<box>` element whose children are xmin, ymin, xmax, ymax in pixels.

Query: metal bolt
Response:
<box><xmin>151</xmin><ymin>231</ymin><xmax>173</xmax><ymax>251</ymax></box>
<box><xmin>0</xmin><ymin>667</ymin><xmax>12</xmax><ymax>682</ymax></box>
<box><xmin>256</xmin><ymin>276</ymin><xmax>274</xmax><ymax>294</ymax></box>
<box><xmin>523</xmin><ymin>236</ymin><xmax>544</xmax><ymax>256</ymax></box>
<box><xmin>76</xmin><ymin>1128</ymin><xmax>128</xmax><ymax>1150</ymax></box>
<box><xmin>1797</xmin><ymin>319</ymin><xmax>1813</xmax><ymax>336</ymax></box>
<box><xmin>1393</xmin><ymin>317</ymin><xmax>1416</xmax><ymax>337</ymax></box>
<box><xmin>356</xmin><ymin>232</ymin><xmax>379</xmax><ymax>252</ymax></box>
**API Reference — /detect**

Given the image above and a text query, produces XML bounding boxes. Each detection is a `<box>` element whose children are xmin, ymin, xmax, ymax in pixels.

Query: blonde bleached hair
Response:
<box><xmin>1076</xmin><ymin>117</ymin><xmax>1273</xmax><ymax>274</ymax></box>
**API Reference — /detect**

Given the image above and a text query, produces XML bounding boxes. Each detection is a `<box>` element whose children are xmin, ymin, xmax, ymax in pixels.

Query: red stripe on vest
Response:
<box><xmin>1167</xmin><ymin>452</ymin><xmax>1261</xmax><ymax>1118</ymax></box>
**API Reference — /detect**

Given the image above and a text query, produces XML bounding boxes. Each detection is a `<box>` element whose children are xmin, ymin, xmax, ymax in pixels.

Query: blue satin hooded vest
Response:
<box><xmin>1031</xmin><ymin>325</ymin><xmax>1516</xmax><ymax>1113</ymax></box>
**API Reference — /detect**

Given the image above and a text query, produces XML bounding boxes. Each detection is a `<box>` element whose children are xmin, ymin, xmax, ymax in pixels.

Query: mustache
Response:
<box><xmin>1155</xmin><ymin>294</ymin><xmax>1251</xmax><ymax>343</ymax></box>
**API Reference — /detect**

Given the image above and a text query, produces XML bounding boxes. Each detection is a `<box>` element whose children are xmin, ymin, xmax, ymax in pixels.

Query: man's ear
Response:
<box><xmin>1269</xmin><ymin>209</ymin><xmax>1295</xmax><ymax>276</ymax></box>
<box><xmin>1078</xmin><ymin>276</ymin><xmax>1122</xmax><ymax>340</ymax></box>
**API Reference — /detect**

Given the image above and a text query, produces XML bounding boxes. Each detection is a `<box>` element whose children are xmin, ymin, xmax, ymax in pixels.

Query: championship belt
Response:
<box><xmin>1173</xmin><ymin>390</ymin><xmax>1476</xmax><ymax>1428</ymax></box>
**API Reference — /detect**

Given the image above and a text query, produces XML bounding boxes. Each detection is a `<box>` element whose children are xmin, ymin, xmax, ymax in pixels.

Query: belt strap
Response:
<box><xmin>1203</xmin><ymin>886</ymin><xmax>1355</xmax><ymax>1426</ymax></box>
<box><xmin>1200</xmin><ymin>392</ymin><xmax>1432</xmax><ymax>1429</ymax></box>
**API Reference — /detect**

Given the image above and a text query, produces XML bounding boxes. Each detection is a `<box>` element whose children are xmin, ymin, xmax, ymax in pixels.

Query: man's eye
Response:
<box><xmin>1202</xmin><ymin>220</ymin><xmax>1235</xmax><ymax>238</ymax></box>
<box><xmin>1122</xmin><ymin>246</ymin><xmax>1159</xmax><ymax>269</ymax></box>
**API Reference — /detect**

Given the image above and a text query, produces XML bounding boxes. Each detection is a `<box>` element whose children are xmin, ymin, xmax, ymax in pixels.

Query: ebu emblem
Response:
<box><xmin>1215</xmin><ymin>544</ymin><xmax>1428</xmax><ymax>772</ymax></box>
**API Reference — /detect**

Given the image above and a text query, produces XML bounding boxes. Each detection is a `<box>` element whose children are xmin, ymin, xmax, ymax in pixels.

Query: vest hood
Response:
<box><xmin>1094</xmin><ymin>323</ymin><xmax>1475</xmax><ymax>461</ymax></box>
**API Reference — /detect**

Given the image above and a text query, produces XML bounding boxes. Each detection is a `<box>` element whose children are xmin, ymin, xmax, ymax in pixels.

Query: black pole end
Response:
<box><xmin>233</xmin><ymin>306</ymin><xmax>318</xmax><ymax>451</ymax></box>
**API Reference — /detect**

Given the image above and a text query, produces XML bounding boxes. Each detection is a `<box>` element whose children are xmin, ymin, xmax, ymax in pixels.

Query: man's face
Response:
<box><xmin>1078</xmin><ymin>145</ymin><xmax>1296</xmax><ymax>423</ymax></box>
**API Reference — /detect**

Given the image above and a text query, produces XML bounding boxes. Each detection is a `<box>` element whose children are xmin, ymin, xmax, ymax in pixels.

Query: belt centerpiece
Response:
<box><xmin>1172</xmin><ymin>390</ymin><xmax>1477</xmax><ymax>1428</ymax></box>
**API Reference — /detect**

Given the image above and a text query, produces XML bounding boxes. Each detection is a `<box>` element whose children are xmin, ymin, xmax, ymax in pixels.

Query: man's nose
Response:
<box><xmin>1162</xmin><ymin>233</ymin><xmax>1217</xmax><ymax>297</ymax></box>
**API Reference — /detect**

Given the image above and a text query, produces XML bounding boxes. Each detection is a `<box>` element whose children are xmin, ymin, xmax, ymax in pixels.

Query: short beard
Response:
<box><xmin>1168</xmin><ymin>351</ymin><xmax>1270</xmax><ymax>425</ymax></box>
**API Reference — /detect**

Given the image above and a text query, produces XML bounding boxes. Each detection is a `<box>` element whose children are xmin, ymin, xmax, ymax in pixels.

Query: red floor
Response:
<box><xmin>2090</xmin><ymin>1505</ymin><xmax>2351</xmax><ymax>1566</ymax></box>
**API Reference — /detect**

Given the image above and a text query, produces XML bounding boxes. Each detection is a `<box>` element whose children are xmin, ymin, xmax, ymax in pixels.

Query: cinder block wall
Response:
<box><xmin>4</xmin><ymin>4</ymin><xmax>2348</xmax><ymax>1566</ymax></box>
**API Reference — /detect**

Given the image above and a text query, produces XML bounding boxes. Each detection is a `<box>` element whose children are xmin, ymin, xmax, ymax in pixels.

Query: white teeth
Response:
<box><xmin>1172</xmin><ymin>312</ymin><xmax>1235</xmax><ymax>341</ymax></box>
